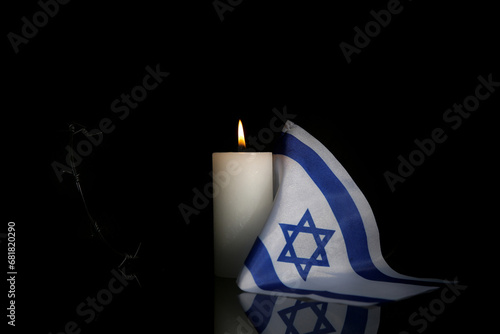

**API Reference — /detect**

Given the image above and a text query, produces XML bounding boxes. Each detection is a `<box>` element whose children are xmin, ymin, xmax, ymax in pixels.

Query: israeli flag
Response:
<box><xmin>239</xmin><ymin>293</ymin><xmax>380</xmax><ymax>334</ymax></box>
<box><xmin>237</xmin><ymin>121</ymin><xmax>442</xmax><ymax>306</ymax></box>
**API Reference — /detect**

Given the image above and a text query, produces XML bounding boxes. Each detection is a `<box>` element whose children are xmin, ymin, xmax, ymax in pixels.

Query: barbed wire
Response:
<box><xmin>62</xmin><ymin>122</ymin><xmax>142</xmax><ymax>286</ymax></box>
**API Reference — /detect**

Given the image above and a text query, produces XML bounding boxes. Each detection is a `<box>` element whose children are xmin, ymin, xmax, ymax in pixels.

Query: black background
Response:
<box><xmin>3</xmin><ymin>0</ymin><xmax>498</xmax><ymax>333</ymax></box>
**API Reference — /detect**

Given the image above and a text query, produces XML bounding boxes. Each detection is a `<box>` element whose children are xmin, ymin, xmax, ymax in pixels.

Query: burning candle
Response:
<box><xmin>213</xmin><ymin>120</ymin><xmax>273</xmax><ymax>278</ymax></box>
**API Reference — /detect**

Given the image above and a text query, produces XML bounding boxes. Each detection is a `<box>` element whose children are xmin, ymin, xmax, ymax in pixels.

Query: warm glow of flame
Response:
<box><xmin>238</xmin><ymin>119</ymin><xmax>246</xmax><ymax>149</ymax></box>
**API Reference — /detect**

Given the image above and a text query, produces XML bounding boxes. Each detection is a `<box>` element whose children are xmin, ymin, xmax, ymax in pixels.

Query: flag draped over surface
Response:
<box><xmin>237</xmin><ymin>121</ymin><xmax>443</xmax><ymax>306</ymax></box>
<box><xmin>239</xmin><ymin>293</ymin><xmax>381</xmax><ymax>334</ymax></box>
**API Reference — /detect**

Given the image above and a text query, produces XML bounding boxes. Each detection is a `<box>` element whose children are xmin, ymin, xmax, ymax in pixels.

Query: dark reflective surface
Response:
<box><xmin>240</xmin><ymin>293</ymin><xmax>380</xmax><ymax>334</ymax></box>
<box><xmin>215</xmin><ymin>278</ymin><xmax>379</xmax><ymax>334</ymax></box>
<box><xmin>214</xmin><ymin>277</ymin><xmax>481</xmax><ymax>334</ymax></box>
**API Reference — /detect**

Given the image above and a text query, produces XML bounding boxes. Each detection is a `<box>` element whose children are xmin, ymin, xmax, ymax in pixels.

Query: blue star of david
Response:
<box><xmin>277</xmin><ymin>209</ymin><xmax>335</xmax><ymax>281</ymax></box>
<box><xmin>278</xmin><ymin>300</ymin><xmax>336</xmax><ymax>334</ymax></box>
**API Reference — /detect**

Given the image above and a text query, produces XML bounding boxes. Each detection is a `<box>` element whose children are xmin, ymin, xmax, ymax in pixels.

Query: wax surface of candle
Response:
<box><xmin>213</xmin><ymin>152</ymin><xmax>273</xmax><ymax>278</ymax></box>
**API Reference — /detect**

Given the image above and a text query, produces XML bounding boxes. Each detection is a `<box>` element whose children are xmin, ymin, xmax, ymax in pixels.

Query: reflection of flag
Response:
<box><xmin>237</xmin><ymin>121</ymin><xmax>443</xmax><ymax>306</ymax></box>
<box><xmin>239</xmin><ymin>293</ymin><xmax>380</xmax><ymax>334</ymax></box>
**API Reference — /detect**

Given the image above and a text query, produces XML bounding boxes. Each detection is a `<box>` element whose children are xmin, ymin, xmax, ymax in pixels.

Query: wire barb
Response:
<box><xmin>117</xmin><ymin>242</ymin><xmax>142</xmax><ymax>287</ymax></box>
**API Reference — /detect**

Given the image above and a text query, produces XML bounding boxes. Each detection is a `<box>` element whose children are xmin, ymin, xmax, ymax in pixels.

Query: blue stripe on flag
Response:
<box><xmin>275</xmin><ymin>133</ymin><xmax>438</xmax><ymax>287</ymax></box>
<box><xmin>245</xmin><ymin>237</ymin><xmax>390</xmax><ymax>304</ymax></box>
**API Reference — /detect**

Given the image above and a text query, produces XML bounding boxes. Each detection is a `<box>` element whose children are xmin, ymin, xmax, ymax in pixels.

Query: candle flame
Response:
<box><xmin>238</xmin><ymin>119</ymin><xmax>246</xmax><ymax>149</ymax></box>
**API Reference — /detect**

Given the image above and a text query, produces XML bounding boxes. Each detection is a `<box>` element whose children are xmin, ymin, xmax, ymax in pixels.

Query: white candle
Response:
<box><xmin>213</xmin><ymin>120</ymin><xmax>273</xmax><ymax>278</ymax></box>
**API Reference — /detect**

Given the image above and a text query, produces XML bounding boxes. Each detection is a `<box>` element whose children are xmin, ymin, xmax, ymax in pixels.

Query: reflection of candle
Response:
<box><xmin>213</xmin><ymin>120</ymin><xmax>273</xmax><ymax>278</ymax></box>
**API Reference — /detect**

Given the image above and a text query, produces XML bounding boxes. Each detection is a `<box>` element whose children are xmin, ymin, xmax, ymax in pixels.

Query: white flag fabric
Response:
<box><xmin>237</xmin><ymin>121</ymin><xmax>443</xmax><ymax>306</ymax></box>
<box><xmin>239</xmin><ymin>293</ymin><xmax>381</xmax><ymax>334</ymax></box>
